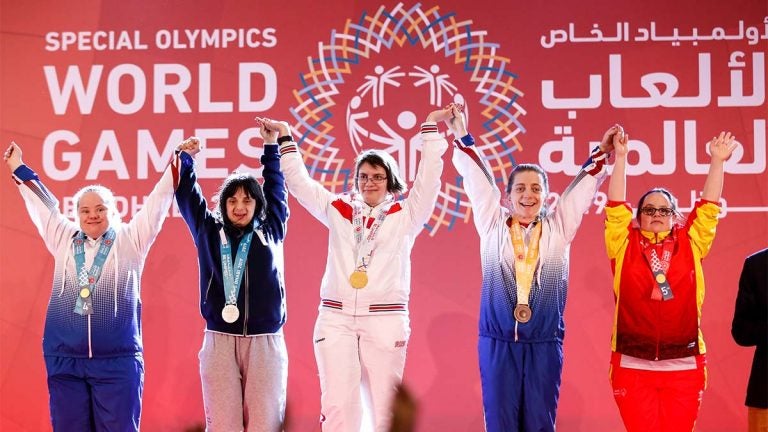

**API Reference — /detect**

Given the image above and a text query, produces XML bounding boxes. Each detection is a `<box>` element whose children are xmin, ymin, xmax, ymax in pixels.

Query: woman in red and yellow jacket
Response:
<box><xmin>604</xmin><ymin>128</ymin><xmax>738</xmax><ymax>432</ymax></box>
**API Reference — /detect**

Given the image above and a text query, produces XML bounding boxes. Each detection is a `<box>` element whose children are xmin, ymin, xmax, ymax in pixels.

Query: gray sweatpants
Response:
<box><xmin>199</xmin><ymin>331</ymin><xmax>288</xmax><ymax>432</ymax></box>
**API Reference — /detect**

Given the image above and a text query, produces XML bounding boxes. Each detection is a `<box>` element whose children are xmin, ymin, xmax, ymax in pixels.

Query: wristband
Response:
<box><xmin>277</xmin><ymin>135</ymin><xmax>293</xmax><ymax>144</ymax></box>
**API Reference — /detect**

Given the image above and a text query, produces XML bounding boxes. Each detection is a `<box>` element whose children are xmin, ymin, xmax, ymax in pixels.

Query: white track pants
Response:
<box><xmin>313</xmin><ymin>310</ymin><xmax>410</xmax><ymax>432</ymax></box>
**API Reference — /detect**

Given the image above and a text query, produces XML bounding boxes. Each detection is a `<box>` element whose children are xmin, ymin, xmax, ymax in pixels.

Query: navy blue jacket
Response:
<box><xmin>175</xmin><ymin>145</ymin><xmax>288</xmax><ymax>335</ymax></box>
<box><xmin>732</xmin><ymin>248</ymin><xmax>768</xmax><ymax>408</ymax></box>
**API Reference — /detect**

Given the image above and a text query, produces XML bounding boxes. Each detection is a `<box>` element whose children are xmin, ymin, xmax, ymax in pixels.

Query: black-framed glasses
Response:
<box><xmin>357</xmin><ymin>174</ymin><xmax>387</xmax><ymax>184</ymax></box>
<box><xmin>639</xmin><ymin>207</ymin><xmax>674</xmax><ymax>217</ymax></box>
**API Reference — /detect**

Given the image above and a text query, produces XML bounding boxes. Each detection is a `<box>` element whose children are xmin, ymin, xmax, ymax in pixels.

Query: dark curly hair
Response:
<box><xmin>212</xmin><ymin>172</ymin><xmax>266</xmax><ymax>227</ymax></box>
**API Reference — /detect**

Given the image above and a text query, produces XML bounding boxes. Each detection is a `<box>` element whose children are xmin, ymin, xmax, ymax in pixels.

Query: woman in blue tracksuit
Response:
<box><xmin>174</xmin><ymin>134</ymin><xmax>289</xmax><ymax>432</ymax></box>
<box><xmin>449</xmin><ymin>107</ymin><xmax>616</xmax><ymax>432</ymax></box>
<box><xmin>5</xmin><ymin>141</ymin><xmax>177</xmax><ymax>431</ymax></box>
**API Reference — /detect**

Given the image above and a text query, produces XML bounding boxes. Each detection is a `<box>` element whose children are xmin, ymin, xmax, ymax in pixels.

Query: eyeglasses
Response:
<box><xmin>357</xmin><ymin>174</ymin><xmax>387</xmax><ymax>184</ymax></box>
<box><xmin>639</xmin><ymin>207</ymin><xmax>674</xmax><ymax>217</ymax></box>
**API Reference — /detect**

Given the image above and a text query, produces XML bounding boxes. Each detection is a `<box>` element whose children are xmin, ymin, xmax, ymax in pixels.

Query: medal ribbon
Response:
<box><xmin>640</xmin><ymin>232</ymin><xmax>675</xmax><ymax>301</ymax></box>
<box><xmin>351</xmin><ymin>195</ymin><xmax>394</xmax><ymax>274</ymax></box>
<box><xmin>509</xmin><ymin>218</ymin><xmax>542</xmax><ymax>307</ymax></box>
<box><xmin>219</xmin><ymin>228</ymin><xmax>254</xmax><ymax>306</ymax></box>
<box><xmin>73</xmin><ymin>228</ymin><xmax>116</xmax><ymax>315</ymax></box>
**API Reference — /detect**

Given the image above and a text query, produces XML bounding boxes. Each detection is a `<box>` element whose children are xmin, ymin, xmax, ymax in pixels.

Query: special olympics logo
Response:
<box><xmin>289</xmin><ymin>2</ymin><xmax>526</xmax><ymax>235</ymax></box>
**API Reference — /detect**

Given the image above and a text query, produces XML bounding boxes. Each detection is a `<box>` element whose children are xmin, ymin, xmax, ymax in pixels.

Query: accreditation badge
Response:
<box><xmin>222</xmin><ymin>304</ymin><xmax>240</xmax><ymax>323</ymax></box>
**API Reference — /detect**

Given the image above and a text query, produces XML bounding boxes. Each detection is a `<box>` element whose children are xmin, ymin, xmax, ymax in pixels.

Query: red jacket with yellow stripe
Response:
<box><xmin>604</xmin><ymin>200</ymin><xmax>719</xmax><ymax>360</ymax></box>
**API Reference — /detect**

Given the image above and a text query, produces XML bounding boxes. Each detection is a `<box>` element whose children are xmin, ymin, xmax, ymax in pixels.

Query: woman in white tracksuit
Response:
<box><xmin>256</xmin><ymin>108</ymin><xmax>450</xmax><ymax>432</ymax></box>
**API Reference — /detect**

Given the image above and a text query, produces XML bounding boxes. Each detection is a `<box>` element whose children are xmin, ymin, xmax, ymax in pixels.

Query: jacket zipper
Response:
<box><xmin>654</xmin><ymin>233</ymin><xmax>661</xmax><ymax>361</ymax></box>
<box><xmin>243</xmin><ymin>261</ymin><xmax>249</xmax><ymax>336</ymax></box>
<box><xmin>656</xmin><ymin>292</ymin><xmax>661</xmax><ymax>361</ymax></box>
<box><xmin>88</xmin><ymin>314</ymin><xmax>93</xmax><ymax>358</ymax></box>
<box><xmin>355</xmin><ymin>209</ymin><xmax>375</xmax><ymax>314</ymax></box>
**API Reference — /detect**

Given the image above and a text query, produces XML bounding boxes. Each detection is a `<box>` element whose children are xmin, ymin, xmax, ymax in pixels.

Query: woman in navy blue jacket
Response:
<box><xmin>174</xmin><ymin>134</ymin><xmax>289</xmax><ymax>432</ymax></box>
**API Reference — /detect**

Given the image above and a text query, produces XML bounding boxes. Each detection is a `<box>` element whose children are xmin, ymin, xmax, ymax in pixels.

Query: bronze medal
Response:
<box><xmin>514</xmin><ymin>304</ymin><xmax>532</xmax><ymax>323</ymax></box>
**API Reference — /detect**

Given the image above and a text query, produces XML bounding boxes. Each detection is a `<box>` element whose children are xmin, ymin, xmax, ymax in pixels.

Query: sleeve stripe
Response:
<box><xmin>456</xmin><ymin>140</ymin><xmax>495</xmax><ymax>186</ymax></box>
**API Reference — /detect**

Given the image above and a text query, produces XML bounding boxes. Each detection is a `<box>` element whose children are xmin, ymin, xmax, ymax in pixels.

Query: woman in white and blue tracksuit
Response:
<box><xmin>174</xmin><ymin>136</ymin><xmax>289</xmax><ymax>432</ymax></box>
<box><xmin>4</xmin><ymin>141</ymin><xmax>178</xmax><ymax>432</ymax></box>
<box><xmin>449</xmin><ymin>112</ymin><xmax>616</xmax><ymax>432</ymax></box>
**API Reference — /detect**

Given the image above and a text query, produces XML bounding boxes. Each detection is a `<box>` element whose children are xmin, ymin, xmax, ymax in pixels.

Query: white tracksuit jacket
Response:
<box><xmin>278</xmin><ymin>122</ymin><xmax>448</xmax><ymax>315</ymax></box>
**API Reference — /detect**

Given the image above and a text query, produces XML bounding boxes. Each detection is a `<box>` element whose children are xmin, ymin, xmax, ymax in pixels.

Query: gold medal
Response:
<box><xmin>79</xmin><ymin>287</ymin><xmax>91</xmax><ymax>299</ymax></box>
<box><xmin>349</xmin><ymin>270</ymin><xmax>368</xmax><ymax>289</ymax></box>
<box><xmin>514</xmin><ymin>304</ymin><xmax>532</xmax><ymax>323</ymax></box>
<box><xmin>655</xmin><ymin>273</ymin><xmax>666</xmax><ymax>284</ymax></box>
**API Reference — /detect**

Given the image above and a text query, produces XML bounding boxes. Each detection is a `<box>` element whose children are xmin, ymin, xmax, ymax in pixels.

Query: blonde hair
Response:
<box><xmin>72</xmin><ymin>185</ymin><xmax>122</xmax><ymax>227</ymax></box>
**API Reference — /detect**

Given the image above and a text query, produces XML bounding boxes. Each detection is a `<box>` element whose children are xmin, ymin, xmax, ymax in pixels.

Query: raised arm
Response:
<box><xmin>551</xmin><ymin>124</ymin><xmax>616</xmax><ymax>243</ymax></box>
<box><xmin>123</xmin><ymin>140</ymin><xmax>180</xmax><ymax>255</ymax></box>
<box><xmin>684</xmin><ymin>132</ymin><xmax>737</xmax><ymax>258</ymax></box>
<box><xmin>701</xmin><ymin>131</ymin><xmax>737</xmax><ymax>202</ymax></box>
<box><xmin>448</xmin><ymin>104</ymin><xmax>505</xmax><ymax>235</ymax></box>
<box><xmin>4</xmin><ymin>141</ymin><xmax>76</xmax><ymax>253</ymax></box>
<box><xmin>257</xmin><ymin>117</ymin><xmax>335</xmax><ymax>227</ymax></box>
<box><xmin>256</xmin><ymin>120</ymin><xmax>289</xmax><ymax>239</ymax></box>
<box><xmin>174</xmin><ymin>137</ymin><xmax>216</xmax><ymax>241</ymax></box>
<box><xmin>603</xmin><ymin>126</ymin><xmax>632</xmax><ymax>259</ymax></box>
<box><xmin>403</xmin><ymin>107</ymin><xmax>451</xmax><ymax>234</ymax></box>
<box><xmin>606</xmin><ymin>125</ymin><xmax>628</xmax><ymax>202</ymax></box>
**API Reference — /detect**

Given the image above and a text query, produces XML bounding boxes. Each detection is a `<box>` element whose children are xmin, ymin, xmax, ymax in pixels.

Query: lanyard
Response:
<box><xmin>219</xmin><ymin>228</ymin><xmax>254</xmax><ymax>306</ymax></box>
<box><xmin>73</xmin><ymin>228</ymin><xmax>116</xmax><ymax>315</ymax></box>
<box><xmin>351</xmin><ymin>196</ymin><xmax>393</xmax><ymax>275</ymax></box>
<box><xmin>509</xmin><ymin>218</ymin><xmax>542</xmax><ymax>306</ymax></box>
<box><xmin>640</xmin><ymin>231</ymin><xmax>675</xmax><ymax>301</ymax></box>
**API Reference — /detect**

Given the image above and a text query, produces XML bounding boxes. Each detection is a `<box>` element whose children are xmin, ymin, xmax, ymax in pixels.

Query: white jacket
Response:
<box><xmin>279</xmin><ymin>123</ymin><xmax>448</xmax><ymax>316</ymax></box>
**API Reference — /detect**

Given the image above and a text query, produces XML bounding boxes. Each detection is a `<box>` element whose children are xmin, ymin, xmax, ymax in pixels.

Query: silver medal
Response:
<box><xmin>222</xmin><ymin>304</ymin><xmax>240</xmax><ymax>323</ymax></box>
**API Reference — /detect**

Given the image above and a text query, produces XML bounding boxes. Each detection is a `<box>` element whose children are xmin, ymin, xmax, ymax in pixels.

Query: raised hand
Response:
<box><xmin>708</xmin><ymin>131</ymin><xmax>738</xmax><ymax>162</ymax></box>
<box><xmin>4</xmin><ymin>142</ymin><xmax>23</xmax><ymax>171</ymax></box>
<box><xmin>701</xmin><ymin>131</ymin><xmax>738</xmax><ymax>202</ymax></box>
<box><xmin>254</xmin><ymin>117</ymin><xmax>279</xmax><ymax>142</ymax></box>
<box><xmin>255</xmin><ymin>117</ymin><xmax>291</xmax><ymax>140</ymax></box>
<box><xmin>426</xmin><ymin>106</ymin><xmax>454</xmax><ymax>123</ymax></box>
<box><xmin>601</xmin><ymin>124</ymin><xmax>627</xmax><ymax>155</ymax></box>
<box><xmin>444</xmin><ymin>103</ymin><xmax>467</xmax><ymax>138</ymax></box>
<box><xmin>176</xmin><ymin>136</ymin><xmax>202</xmax><ymax>156</ymax></box>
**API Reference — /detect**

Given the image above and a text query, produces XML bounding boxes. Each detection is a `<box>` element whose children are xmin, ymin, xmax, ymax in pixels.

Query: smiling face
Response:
<box><xmin>638</xmin><ymin>192</ymin><xmax>674</xmax><ymax>233</ymax></box>
<box><xmin>226</xmin><ymin>187</ymin><xmax>257</xmax><ymax>228</ymax></box>
<box><xmin>508</xmin><ymin>170</ymin><xmax>547</xmax><ymax>223</ymax></box>
<box><xmin>78</xmin><ymin>191</ymin><xmax>111</xmax><ymax>239</ymax></box>
<box><xmin>357</xmin><ymin>162</ymin><xmax>389</xmax><ymax>207</ymax></box>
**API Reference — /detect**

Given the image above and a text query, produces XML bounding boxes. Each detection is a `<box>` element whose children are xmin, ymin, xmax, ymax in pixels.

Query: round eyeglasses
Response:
<box><xmin>357</xmin><ymin>174</ymin><xmax>387</xmax><ymax>184</ymax></box>
<box><xmin>639</xmin><ymin>207</ymin><xmax>674</xmax><ymax>217</ymax></box>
